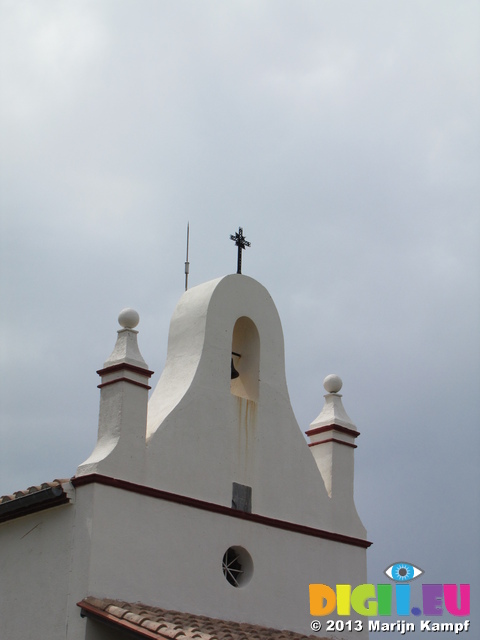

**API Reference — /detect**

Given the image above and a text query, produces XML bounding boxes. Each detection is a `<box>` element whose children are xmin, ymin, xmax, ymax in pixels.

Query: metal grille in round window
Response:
<box><xmin>222</xmin><ymin>546</ymin><xmax>253</xmax><ymax>587</ymax></box>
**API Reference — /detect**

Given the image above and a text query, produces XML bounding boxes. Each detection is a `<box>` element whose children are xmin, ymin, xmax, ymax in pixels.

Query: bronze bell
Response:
<box><xmin>231</xmin><ymin>357</ymin><xmax>240</xmax><ymax>379</ymax></box>
<box><xmin>231</xmin><ymin>351</ymin><xmax>241</xmax><ymax>379</ymax></box>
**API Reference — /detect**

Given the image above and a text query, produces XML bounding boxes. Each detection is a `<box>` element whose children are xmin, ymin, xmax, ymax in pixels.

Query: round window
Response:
<box><xmin>222</xmin><ymin>546</ymin><xmax>253</xmax><ymax>587</ymax></box>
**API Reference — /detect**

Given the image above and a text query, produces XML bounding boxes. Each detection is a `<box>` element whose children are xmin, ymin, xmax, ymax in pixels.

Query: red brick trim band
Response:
<box><xmin>308</xmin><ymin>438</ymin><xmax>357</xmax><ymax>449</ymax></box>
<box><xmin>72</xmin><ymin>474</ymin><xmax>372</xmax><ymax>549</ymax></box>
<box><xmin>305</xmin><ymin>424</ymin><xmax>360</xmax><ymax>438</ymax></box>
<box><xmin>97</xmin><ymin>377</ymin><xmax>152</xmax><ymax>390</ymax></box>
<box><xmin>97</xmin><ymin>363</ymin><xmax>154</xmax><ymax>378</ymax></box>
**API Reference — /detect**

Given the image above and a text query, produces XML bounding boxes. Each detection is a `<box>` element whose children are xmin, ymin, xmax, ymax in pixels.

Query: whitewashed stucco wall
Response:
<box><xmin>0</xmin><ymin>502</ymin><xmax>75</xmax><ymax>638</ymax></box>
<box><xmin>70</xmin><ymin>482</ymin><xmax>367</xmax><ymax>638</ymax></box>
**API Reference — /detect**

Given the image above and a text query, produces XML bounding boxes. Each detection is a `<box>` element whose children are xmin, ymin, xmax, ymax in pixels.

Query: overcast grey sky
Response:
<box><xmin>1</xmin><ymin>1</ymin><xmax>479</xmax><ymax>634</ymax></box>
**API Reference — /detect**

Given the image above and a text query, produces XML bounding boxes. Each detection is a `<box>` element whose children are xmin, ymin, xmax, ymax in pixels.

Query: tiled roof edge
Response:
<box><xmin>0</xmin><ymin>479</ymin><xmax>72</xmax><ymax>523</ymax></box>
<box><xmin>78</xmin><ymin>597</ymin><xmax>329</xmax><ymax>640</ymax></box>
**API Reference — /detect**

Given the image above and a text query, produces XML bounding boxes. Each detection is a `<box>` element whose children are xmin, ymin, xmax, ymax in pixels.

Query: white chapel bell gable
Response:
<box><xmin>144</xmin><ymin>274</ymin><xmax>365</xmax><ymax>538</ymax></box>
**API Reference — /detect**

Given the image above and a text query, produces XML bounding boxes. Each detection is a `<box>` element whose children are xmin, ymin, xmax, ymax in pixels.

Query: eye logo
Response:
<box><xmin>384</xmin><ymin>562</ymin><xmax>424</xmax><ymax>582</ymax></box>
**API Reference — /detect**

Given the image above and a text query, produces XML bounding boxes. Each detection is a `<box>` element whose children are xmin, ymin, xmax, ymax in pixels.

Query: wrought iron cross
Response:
<box><xmin>230</xmin><ymin>227</ymin><xmax>251</xmax><ymax>274</ymax></box>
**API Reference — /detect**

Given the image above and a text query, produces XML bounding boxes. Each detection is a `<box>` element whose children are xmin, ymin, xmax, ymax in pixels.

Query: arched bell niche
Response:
<box><xmin>230</xmin><ymin>316</ymin><xmax>259</xmax><ymax>401</ymax></box>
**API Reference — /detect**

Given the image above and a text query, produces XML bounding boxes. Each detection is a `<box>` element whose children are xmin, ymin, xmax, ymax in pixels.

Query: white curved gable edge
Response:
<box><xmin>146</xmin><ymin>274</ymin><xmax>291</xmax><ymax>438</ymax></box>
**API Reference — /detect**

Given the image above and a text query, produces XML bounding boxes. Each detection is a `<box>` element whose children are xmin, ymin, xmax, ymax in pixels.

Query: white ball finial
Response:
<box><xmin>323</xmin><ymin>374</ymin><xmax>343</xmax><ymax>394</ymax></box>
<box><xmin>118</xmin><ymin>308</ymin><xmax>140</xmax><ymax>329</ymax></box>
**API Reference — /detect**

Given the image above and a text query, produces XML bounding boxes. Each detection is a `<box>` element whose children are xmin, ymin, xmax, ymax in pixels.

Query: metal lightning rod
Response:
<box><xmin>184</xmin><ymin>222</ymin><xmax>190</xmax><ymax>291</ymax></box>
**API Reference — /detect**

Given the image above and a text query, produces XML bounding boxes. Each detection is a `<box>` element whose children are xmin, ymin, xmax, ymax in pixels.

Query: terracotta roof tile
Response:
<box><xmin>0</xmin><ymin>479</ymin><xmax>72</xmax><ymax>523</ymax></box>
<box><xmin>0</xmin><ymin>479</ymin><xmax>70</xmax><ymax>505</ymax></box>
<box><xmin>78</xmin><ymin>597</ymin><xmax>330</xmax><ymax>640</ymax></box>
